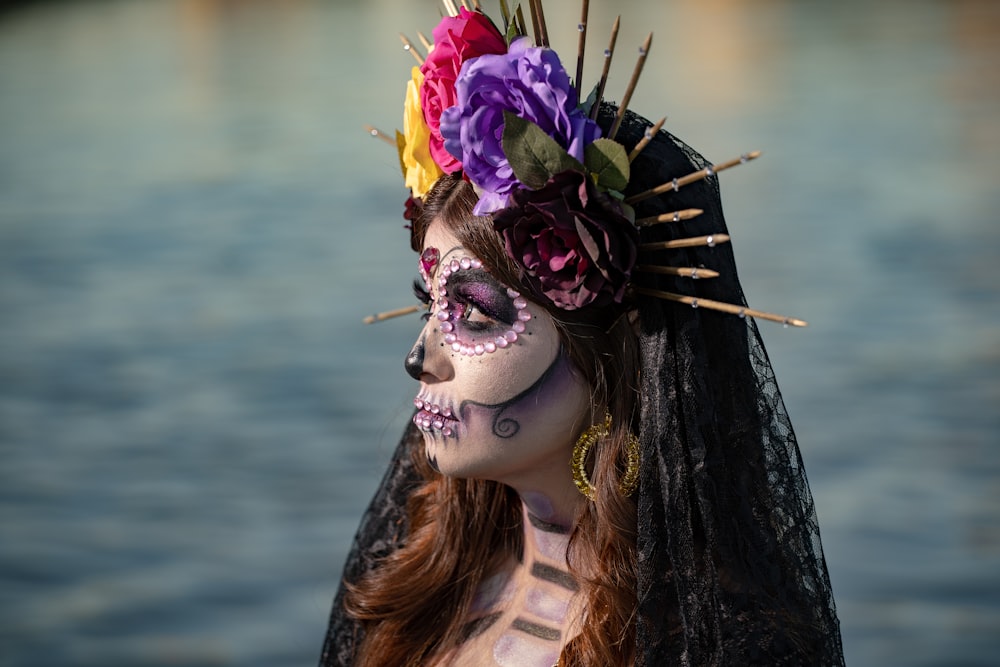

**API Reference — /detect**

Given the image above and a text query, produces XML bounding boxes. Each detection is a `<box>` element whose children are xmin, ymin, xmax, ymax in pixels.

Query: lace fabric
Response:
<box><xmin>319</xmin><ymin>107</ymin><xmax>844</xmax><ymax>666</ymax></box>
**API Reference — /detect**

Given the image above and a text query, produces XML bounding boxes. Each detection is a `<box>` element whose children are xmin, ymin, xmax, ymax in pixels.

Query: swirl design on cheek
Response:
<box><xmin>458</xmin><ymin>351</ymin><xmax>568</xmax><ymax>439</ymax></box>
<box><xmin>493</xmin><ymin>413</ymin><xmax>520</xmax><ymax>439</ymax></box>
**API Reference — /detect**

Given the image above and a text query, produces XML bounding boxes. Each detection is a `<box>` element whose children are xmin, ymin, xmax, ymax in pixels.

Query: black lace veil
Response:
<box><xmin>319</xmin><ymin>106</ymin><xmax>844</xmax><ymax>666</ymax></box>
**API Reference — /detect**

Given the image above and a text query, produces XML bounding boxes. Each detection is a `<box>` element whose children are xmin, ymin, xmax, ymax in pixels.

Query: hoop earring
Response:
<box><xmin>571</xmin><ymin>413</ymin><xmax>640</xmax><ymax>500</ymax></box>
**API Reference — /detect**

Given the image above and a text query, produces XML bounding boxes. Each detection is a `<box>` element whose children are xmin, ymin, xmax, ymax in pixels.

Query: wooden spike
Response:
<box><xmin>589</xmin><ymin>16</ymin><xmax>620</xmax><ymax>121</ymax></box>
<box><xmin>499</xmin><ymin>0</ymin><xmax>512</xmax><ymax>30</ymax></box>
<box><xmin>363</xmin><ymin>305</ymin><xmax>422</xmax><ymax>325</ymax></box>
<box><xmin>628</xmin><ymin>116</ymin><xmax>666</xmax><ymax>162</ymax></box>
<box><xmin>472</xmin><ymin>0</ymin><xmax>481</xmax><ymax>10</ymax></box>
<box><xmin>635</xmin><ymin>265</ymin><xmax>720</xmax><ymax>279</ymax></box>
<box><xmin>633</xmin><ymin>287</ymin><xmax>807</xmax><ymax>327</ymax></box>
<box><xmin>460</xmin><ymin>0</ymin><xmax>472</xmax><ymax>11</ymax></box>
<box><xmin>639</xmin><ymin>233</ymin><xmax>730</xmax><ymax>251</ymax></box>
<box><xmin>626</xmin><ymin>151</ymin><xmax>761</xmax><ymax>205</ymax></box>
<box><xmin>528</xmin><ymin>0</ymin><xmax>541</xmax><ymax>45</ymax></box>
<box><xmin>363</xmin><ymin>124</ymin><xmax>397</xmax><ymax>147</ymax></box>
<box><xmin>530</xmin><ymin>0</ymin><xmax>549</xmax><ymax>47</ymax></box>
<box><xmin>399</xmin><ymin>33</ymin><xmax>425</xmax><ymax>65</ymax></box>
<box><xmin>609</xmin><ymin>32</ymin><xmax>652</xmax><ymax>140</ymax></box>
<box><xmin>635</xmin><ymin>208</ymin><xmax>703</xmax><ymax>227</ymax></box>
<box><xmin>516</xmin><ymin>5</ymin><xmax>528</xmax><ymax>38</ymax></box>
<box><xmin>575</xmin><ymin>0</ymin><xmax>590</xmax><ymax>93</ymax></box>
<box><xmin>417</xmin><ymin>31</ymin><xmax>432</xmax><ymax>52</ymax></box>
<box><xmin>442</xmin><ymin>0</ymin><xmax>459</xmax><ymax>17</ymax></box>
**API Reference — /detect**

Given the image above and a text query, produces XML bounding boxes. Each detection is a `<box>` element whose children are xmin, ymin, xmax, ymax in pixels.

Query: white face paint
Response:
<box><xmin>406</xmin><ymin>220</ymin><xmax>592</xmax><ymax>486</ymax></box>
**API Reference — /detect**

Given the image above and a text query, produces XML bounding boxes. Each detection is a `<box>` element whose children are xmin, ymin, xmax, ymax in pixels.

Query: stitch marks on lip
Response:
<box><xmin>412</xmin><ymin>396</ymin><xmax>459</xmax><ymax>437</ymax></box>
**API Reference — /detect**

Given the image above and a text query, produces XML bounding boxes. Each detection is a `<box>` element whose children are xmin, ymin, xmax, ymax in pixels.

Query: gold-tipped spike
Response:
<box><xmin>635</xmin><ymin>265</ymin><xmax>720</xmax><ymax>279</ymax></box>
<box><xmin>529</xmin><ymin>0</ymin><xmax>549</xmax><ymax>47</ymax></box>
<box><xmin>399</xmin><ymin>33</ymin><xmax>425</xmax><ymax>65</ymax></box>
<box><xmin>417</xmin><ymin>31</ymin><xmax>432</xmax><ymax>52</ymax></box>
<box><xmin>363</xmin><ymin>124</ymin><xmax>397</xmax><ymax>147</ymax></box>
<box><xmin>635</xmin><ymin>207</ymin><xmax>703</xmax><ymax>227</ymax></box>
<box><xmin>363</xmin><ymin>305</ymin><xmax>422</xmax><ymax>325</ymax></box>
<box><xmin>639</xmin><ymin>233</ymin><xmax>730</xmax><ymax>251</ymax></box>
<box><xmin>575</xmin><ymin>0</ymin><xmax>590</xmax><ymax>93</ymax></box>
<box><xmin>609</xmin><ymin>32</ymin><xmax>653</xmax><ymax>140</ymax></box>
<box><xmin>633</xmin><ymin>287</ymin><xmax>807</xmax><ymax>327</ymax></box>
<box><xmin>626</xmin><ymin>151</ymin><xmax>761</xmax><ymax>205</ymax></box>
<box><xmin>589</xmin><ymin>16</ymin><xmax>621</xmax><ymax>121</ymax></box>
<box><xmin>442</xmin><ymin>0</ymin><xmax>460</xmax><ymax>17</ymax></box>
<box><xmin>628</xmin><ymin>116</ymin><xmax>666</xmax><ymax>162</ymax></box>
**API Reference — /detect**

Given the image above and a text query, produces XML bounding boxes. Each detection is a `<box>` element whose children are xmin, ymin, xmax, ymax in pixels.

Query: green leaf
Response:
<box><xmin>502</xmin><ymin>111</ymin><xmax>584</xmax><ymax>189</ymax></box>
<box><xmin>579</xmin><ymin>83</ymin><xmax>600</xmax><ymax>118</ymax></box>
<box><xmin>584</xmin><ymin>138</ymin><xmax>630</xmax><ymax>192</ymax></box>
<box><xmin>505</xmin><ymin>8</ymin><xmax>522</xmax><ymax>44</ymax></box>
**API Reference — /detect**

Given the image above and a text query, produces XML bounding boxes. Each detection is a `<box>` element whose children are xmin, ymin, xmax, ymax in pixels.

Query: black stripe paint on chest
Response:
<box><xmin>458</xmin><ymin>611</ymin><xmax>503</xmax><ymax>644</ymax></box>
<box><xmin>530</xmin><ymin>562</ymin><xmax>579</xmax><ymax>592</ymax></box>
<box><xmin>511</xmin><ymin>617</ymin><xmax>562</xmax><ymax>642</ymax></box>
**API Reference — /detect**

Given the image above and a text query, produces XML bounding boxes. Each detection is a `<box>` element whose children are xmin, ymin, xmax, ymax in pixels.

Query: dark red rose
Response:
<box><xmin>492</xmin><ymin>170</ymin><xmax>638</xmax><ymax>310</ymax></box>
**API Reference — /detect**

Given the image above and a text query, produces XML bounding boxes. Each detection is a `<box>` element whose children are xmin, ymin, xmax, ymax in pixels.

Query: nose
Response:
<box><xmin>405</xmin><ymin>320</ymin><xmax>453</xmax><ymax>382</ymax></box>
<box><xmin>404</xmin><ymin>335</ymin><xmax>425</xmax><ymax>380</ymax></box>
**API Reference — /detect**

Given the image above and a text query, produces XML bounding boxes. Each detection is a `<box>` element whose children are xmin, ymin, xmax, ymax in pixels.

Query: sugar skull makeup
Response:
<box><xmin>406</xmin><ymin>222</ymin><xmax>592</xmax><ymax>486</ymax></box>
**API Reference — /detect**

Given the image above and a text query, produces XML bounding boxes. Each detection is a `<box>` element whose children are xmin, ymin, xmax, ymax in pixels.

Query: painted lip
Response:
<box><xmin>412</xmin><ymin>396</ymin><xmax>459</xmax><ymax>436</ymax></box>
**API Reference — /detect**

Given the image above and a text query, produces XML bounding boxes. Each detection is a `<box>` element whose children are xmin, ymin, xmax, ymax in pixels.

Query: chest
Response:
<box><xmin>433</xmin><ymin>562</ymin><xmax>582</xmax><ymax>667</ymax></box>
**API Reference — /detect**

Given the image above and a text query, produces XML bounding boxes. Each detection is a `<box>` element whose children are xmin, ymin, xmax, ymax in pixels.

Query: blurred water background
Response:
<box><xmin>1</xmin><ymin>0</ymin><xmax>997</xmax><ymax>665</ymax></box>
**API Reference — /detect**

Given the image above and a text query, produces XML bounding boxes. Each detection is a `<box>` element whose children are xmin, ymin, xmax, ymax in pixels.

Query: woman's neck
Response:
<box><xmin>519</xmin><ymin>491</ymin><xmax>576</xmax><ymax>566</ymax></box>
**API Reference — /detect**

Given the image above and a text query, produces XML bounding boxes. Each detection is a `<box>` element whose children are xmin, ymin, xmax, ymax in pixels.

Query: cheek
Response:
<box><xmin>458</xmin><ymin>351</ymin><xmax>589</xmax><ymax>443</ymax></box>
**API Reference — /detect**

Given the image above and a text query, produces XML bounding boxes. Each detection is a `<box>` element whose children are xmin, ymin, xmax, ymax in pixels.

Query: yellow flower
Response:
<box><xmin>399</xmin><ymin>67</ymin><xmax>443</xmax><ymax>199</ymax></box>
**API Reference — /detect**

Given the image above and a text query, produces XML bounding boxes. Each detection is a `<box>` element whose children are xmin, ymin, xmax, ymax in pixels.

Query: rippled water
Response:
<box><xmin>1</xmin><ymin>1</ymin><xmax>998</xmax><ymax>665</ymax></box>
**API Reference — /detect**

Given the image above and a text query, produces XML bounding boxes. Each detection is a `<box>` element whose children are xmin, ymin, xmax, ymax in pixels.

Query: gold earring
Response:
<box><xmin>571</xmin><ymin>413</ymin><xmax>640</xmax><ymax>500</ymax></box>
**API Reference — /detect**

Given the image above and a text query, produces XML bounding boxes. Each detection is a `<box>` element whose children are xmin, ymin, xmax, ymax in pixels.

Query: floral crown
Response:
<box><xmin>365</xmin><ymin>0</ymin><xmax>805</xmax><ymax>327</ymax></box>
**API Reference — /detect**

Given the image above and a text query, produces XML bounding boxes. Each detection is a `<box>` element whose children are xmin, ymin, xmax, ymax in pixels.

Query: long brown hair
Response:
<box><xmin>344</xmin><ymin>174</ymin><xmax>640</xmax><ymax>665</ymax></box>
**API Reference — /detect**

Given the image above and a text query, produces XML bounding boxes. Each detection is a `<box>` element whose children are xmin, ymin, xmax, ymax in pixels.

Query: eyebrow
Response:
<box><xmin>425</xmin><ymin>244</ymin><xmax>466</xmax><ymax>285</ymax></box>
<box><xmin>437</xmin><ymin>245</ymin><xmax>466</xmax><ymax>266</ymax></box>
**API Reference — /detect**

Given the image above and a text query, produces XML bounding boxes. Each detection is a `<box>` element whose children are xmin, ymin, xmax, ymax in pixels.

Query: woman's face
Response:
<box><xmin>405</xmin><ymin>219</ymin><xmax>592</xmax><ymax>486</ymax></box>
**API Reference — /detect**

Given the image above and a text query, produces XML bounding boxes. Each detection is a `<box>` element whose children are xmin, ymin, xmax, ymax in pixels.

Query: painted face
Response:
<box><xmin>405</xmin><ymin>220</ymin><xmax>592</xmax><ymax>486</ymax></box>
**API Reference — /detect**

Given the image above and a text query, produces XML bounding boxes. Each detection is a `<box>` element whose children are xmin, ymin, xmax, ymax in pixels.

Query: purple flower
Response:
<box><xmin>492</xmin><ymin>170</ymin><xmax>638</xmax><ymax>310</ymax></box>
<box><xmin>440</xmin><ymin>38</ymin><xmax>601</xmax><ymax>215</ymax></box>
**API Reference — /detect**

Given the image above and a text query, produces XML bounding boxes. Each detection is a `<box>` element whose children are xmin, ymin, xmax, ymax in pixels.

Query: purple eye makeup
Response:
<box><xmin>431</xmin><ymin>255</ymin><xmax>532</xmax><ymax>356</ymax></box>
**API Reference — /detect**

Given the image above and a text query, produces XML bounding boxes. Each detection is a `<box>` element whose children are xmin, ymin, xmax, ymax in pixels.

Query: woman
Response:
<box><xmin>321</xmin><ymin>4</ymin><xmax>843</xmax><ymax>666</ymax></box>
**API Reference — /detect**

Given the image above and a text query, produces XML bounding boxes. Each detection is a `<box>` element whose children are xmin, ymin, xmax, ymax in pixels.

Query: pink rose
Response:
<box><xmin>419</xmin><ymin>8</ymin><xmax>506</xmax><ymax>174</ymax></box>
